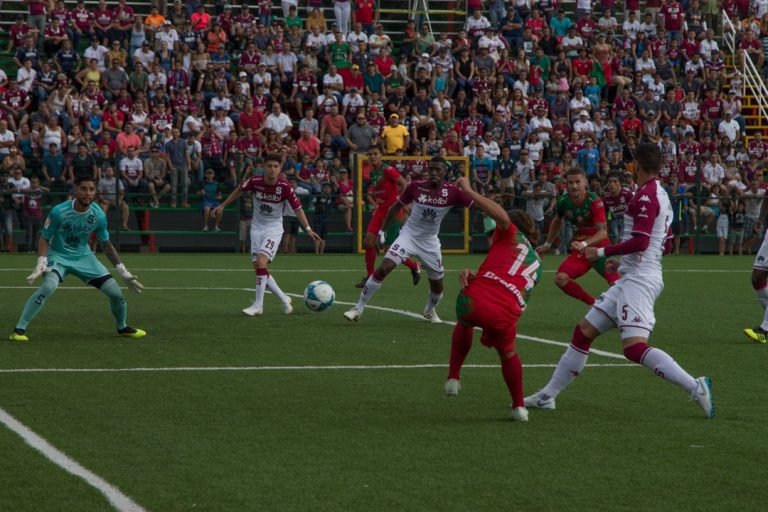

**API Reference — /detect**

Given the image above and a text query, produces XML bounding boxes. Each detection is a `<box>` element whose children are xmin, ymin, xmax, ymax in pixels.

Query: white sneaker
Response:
<box><xmin>242</xmin><ymin>304</ymin><xmax>263</xmax><ymax>316</ymax></box>
<box><xmin>282</xmin><ymin>297</ymin><xmax>293</xmax><ymax>315</ymax></box>
<box><xmin>511</xmin><ymin>406</ymin><xmax>529</xmax><ymax>422</ymax></box>
<box><xmin>444</xmin><ymin>378</ymin><xmax>461</xmax><ymax>396</ymax></box>
<box><xmin>423</xmin><ymin>308</ymin><xmax>442</xmax><ymax>323</ymax></box>
<box><xmin>691</xmin><ymin>376</ymin><xmax>715</xmax><ymax>418</ymax></box>
<box><xmin>343</xmin><ymin>307</ymin><xmax>361</xmax><ymax>321</ymax></box>
<box><xmin>524</xmin><ymin>390</ymin><xmax>556</xmax><ymax>410</ymax></box>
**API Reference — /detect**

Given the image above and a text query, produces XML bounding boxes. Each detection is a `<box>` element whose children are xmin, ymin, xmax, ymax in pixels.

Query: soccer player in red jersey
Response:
<box><xmin>537</xmin><ymin>167</ymin><xmax>619</xmax><ymax>306</ymax></box>
<box><xmin>525</xmin><ymin>144</ymin><xmax>714</xmax><ymax>418</ymax></box>
<box><xmin>355</xmin><ymin>146</ymin><xmax>421</xmax><ymax>288</ymax></box>
<box><xmin>444</xmin><ymin>177</ymin><xmax>541</xmax><ymax>421</ymax></box>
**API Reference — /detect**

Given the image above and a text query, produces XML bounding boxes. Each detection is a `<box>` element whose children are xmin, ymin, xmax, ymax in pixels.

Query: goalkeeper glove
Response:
<box><xmin>26</xmin><ymin>256</ymin><xmax>49</xmax><ymax>285</ymax></box>
<box><xmin>377</xmin><ymin>230</ymin><xmax>386</xmax><ymax>246</ymax></box>
<box><xmin>116</xmin><ymin>263</ymin><xmax>145</xmax><ymax>294</ymax></box>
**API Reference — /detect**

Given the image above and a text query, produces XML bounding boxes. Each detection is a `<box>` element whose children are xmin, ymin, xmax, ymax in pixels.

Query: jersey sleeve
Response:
<box><xmin>493</xmin><ymin>222</ymin><xmax>517</xmax><ymax>243</ymax></box>
<box><xmin>398</xmin><ymin>181</ymin><xmax>417</xmax><ymax>205</ymax></box>
<box><xmin>590</xmin><ymin>197</ymin><xmax>607</xmax><ymax>224</ymax></box>
<box><xmin>453</xmin><ymin>186</ymin><xmax>475</xmax><ymax>208</ymax></box>
<box><xmin>383</xmin><ymin>166</ymin><xmax>402</xmax><ymax>183</ymax></box>
<box><xmin>40</xmin><ymin>206</ymin><xmax>60</xmax><ymax>241</ymax></box>
<box><xmin>93</xmin><ymin>204</ymin><xmax>110</xmax><ymax>243</ymax></box>
<box><xmin>285</xmin><ymin>184</ymin><xmax>303</xmax><ymax>211</ymax></box>
<box><xmin>629</xmin><ymin>191</ymin><xmax>660</xmax><ymax>236</ymax></box>
<box><xmin>239</xmin><ymin>176</ymin><xmax>255</xmax><ymax>192</ymax></box>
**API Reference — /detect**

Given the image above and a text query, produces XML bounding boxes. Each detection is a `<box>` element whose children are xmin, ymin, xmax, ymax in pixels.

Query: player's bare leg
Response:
<box><xmin>554</xmin><ymin>271</ymin><xmax>595</xmax><ymax>306</ymax></box>
<box><xmin>345</xmin><ymin>258</ymin><xmax>397</xmax><ymax>321</ymax></box>
<box><xmin>745</xmin><ymin>268</ymin><xmax>768</xmax><ymax>342</ymax></box>
<box><xmin>423</xmin><ymin>278</ymin><xmax>444</xmax><ymax>323</ymax></box>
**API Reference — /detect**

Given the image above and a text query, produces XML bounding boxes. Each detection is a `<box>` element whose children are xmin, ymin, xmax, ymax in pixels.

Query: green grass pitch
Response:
<box><xmin>0</xmin><ymin>252</ymin><xmax>766</xmax><ymax>511</ymax></box>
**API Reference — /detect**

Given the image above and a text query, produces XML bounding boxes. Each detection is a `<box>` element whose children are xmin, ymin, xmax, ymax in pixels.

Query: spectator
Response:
<box><xmin>199</xmin><ymin>168</ymin><xmax>222</xmax><ymax>231</ymax></box>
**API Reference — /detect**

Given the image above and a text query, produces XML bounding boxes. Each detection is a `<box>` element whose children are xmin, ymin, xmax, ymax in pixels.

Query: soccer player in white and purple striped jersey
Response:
<box><xmin>525</xmin><ymin>143</ymin><xmax>715</xmax><ymax>419</ymax></box>
<box><xmin>344</xmin><ymin>157</ymin><xmax>474</xmax><ymax>323</ymax></box>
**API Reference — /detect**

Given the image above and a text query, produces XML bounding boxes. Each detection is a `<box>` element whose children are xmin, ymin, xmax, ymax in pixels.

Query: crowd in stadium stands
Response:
<box><xmin>0</xmin><ymin>0</ymin><xmax>767</xmax><ymax>254</ymax></box>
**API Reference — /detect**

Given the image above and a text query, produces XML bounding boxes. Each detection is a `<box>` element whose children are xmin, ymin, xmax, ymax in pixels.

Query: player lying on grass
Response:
<box><xmin>536</xmin><ymin>167</ymin><xmax>619</xmax><ymax>306</ymax></box>
<box><xmin>344</xmin><ymin>156</ymin><xmax>474</xmax><ymax>323</ymax></box>
<box><xmin>212</xmin><ymin>156</ymin><xmax>322</xmax><ymax>316</ymax></box>
<box><xmin>524</xmin><ymin>144</ymin><xmax>715</xmax><ymax>419</ymax></box>
<box><xmin>10</xmin><ymin>176</ymin><xmax>146</xmax><ymax>342</ymax></box>
<box><xmin>445</xmin><ymin>177</ymin><xmax>542</xmax><ymax>422</ymax></box>
<box><xmin>744</xmin><ymin>185</ymin><xmax>768</xmax><ymax>343</ymax></box>
<box><xmin>355</xmin><ymin>146</ymin><xmax>422</xmax><ymax>289</ymax></box>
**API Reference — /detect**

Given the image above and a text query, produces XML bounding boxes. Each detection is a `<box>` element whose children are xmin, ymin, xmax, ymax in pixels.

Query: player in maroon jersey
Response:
<box><xmin>355</xmin><ymin>146</ymin><xmax>422</xmax><ymax>288</ymax></box>
<box><xmin>603</xmin><ymin>173</ymin><xmax>634</xmax><ymax>243</ymax></box>
<box><xmin>445</xmin><ymin>176</ymin><xmax>542</xmax><ymax>422</ymax></box>
<box><xmin>212</xmin><ymin>157</ymin><xmax>322</xmax><ymax>316</ymax></box>
<box><xmin>537</xmin><ymin>168</ymin><xmax>619</xmax><ymax>306</ymax></box>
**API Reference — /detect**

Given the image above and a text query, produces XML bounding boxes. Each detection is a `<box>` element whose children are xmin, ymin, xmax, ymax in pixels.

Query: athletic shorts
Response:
<box><xmin>366</xmin><ymin>207</ymin><xmax>390</xmax><ymax>235</ymax></box>
<box><xmin>585</xmin><ymin>274</ymin><xmax>662</xmax><ymax>340</ymax></box>
<box><xmin>386</xmin><ymin>232</ymin><xmax>444</xmax><ymax>280</ymax></box>
<box><xmin>753</xmin><ymin>232</ymin><xmax>768</xmax><ymax>270</ymax></box>
<box><xmin>558</xmin><ymin>249</ymin><xmax>620</xmax><ymax>284</ymax></box>
<box><xmin>455</xmin><ymin>282</ymin><xmax>522</xmax><ymax>353</ymax></box>
<box><xmin>250</xmin><ymin>227</ymin><xmax>283</xmax><ymax>262</ymax></box>
<box><xmin>47</xmin><ymin>251</ymin><xmax>110</xmax><ymax>284</ymax></box>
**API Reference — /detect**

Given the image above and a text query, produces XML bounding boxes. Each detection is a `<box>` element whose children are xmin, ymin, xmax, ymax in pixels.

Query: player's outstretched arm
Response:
<box><xmin>455</xmin><ymin>177</ymin><xmax>510</xmax><ymax>230</ymax></box>
<box><xmin>103</xmin><ymin>241</ymin><xmax>145</xmax><ymax>294</ymax></box>
<box><xmin>25</xmin><ymin>238</ymin><xmax>50</xmax><ymax>284</ymax></box>
<box><xmin>211</xmin><ymin>187</ymin><xmax>243</xmax><ymax>218</ymax></box>
<box><xmin>537</xmin><ymin>215</ymin><xmax>562</xmax><ymax>256</ymax></box>
<box><xmin>295</xmin><ymin>208</ymin><xmax>322</xmax><ymax>241</ymax></box>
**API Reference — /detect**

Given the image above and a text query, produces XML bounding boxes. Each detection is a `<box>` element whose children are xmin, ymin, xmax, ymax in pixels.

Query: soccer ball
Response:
<box><xmin>304</xmin><ymin>281</ymin><xmax>335</xmax><ymax>312</ymax></box>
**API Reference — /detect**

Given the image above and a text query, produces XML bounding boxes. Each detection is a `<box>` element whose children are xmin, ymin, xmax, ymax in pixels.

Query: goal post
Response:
<box><xmin>355</xmin><ymin>155</ymin><xmax>471</xmax><ymax>254</ymax></box>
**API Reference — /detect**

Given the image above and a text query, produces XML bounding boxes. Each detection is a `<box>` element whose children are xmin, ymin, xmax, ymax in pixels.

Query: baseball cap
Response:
<box><xmin>579</xmin><ymin>110</ymin><xmax>588</xmax><ymax>116</ymax></box>
<box><xmin>239</xmin><ymin>71</ymin><xmax>247</xmax><ymax>77</ymax></box>
<box><xmin>421</xmin><ymin>53</ymin><xmax>429</xmax><ymax>58</ymax></box>
<box><xmin>352</xmin><ymin>64</ymin><xmax>359</xmax><ymax>69</ymax></box>
<box><xmin>390</xmin><ymin>113</ymin><xmax>399</xmax><ymax>119</ymax></box>
<box><xmin>163</xmin><ymin>20</ymin><xmax>172</xmax><ymax>26</ymax></box>
<box><xmin>370</xmin><ymin>106</ymin><xmax>378</xmax><ymax>112</ymax></box>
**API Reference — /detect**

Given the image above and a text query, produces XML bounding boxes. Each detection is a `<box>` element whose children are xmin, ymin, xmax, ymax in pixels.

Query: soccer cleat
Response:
<box><xmin>242</xmin><ymin>304</ymin><xmax>264</xmax><ymax>316</ymax></box>
<box><xmin>511</xmin><ymin>406</ymin><xmax>529</xmax><ymax>422</ymax></box>
<box><xmin>411</xmin><ymin>262</ymin><xmax>422</xmax><ymax>286</ymax></box>
<box><xmin>744</xmin><ymin>327</ymin><xmax>768</xmax><ymax>343</ymax></box>
<box><xmin>444</xmin><ymin>378</ymin><xmax>461</xmax><ymax>396</ymax></box>
<box><xmin>354</xmin><ymin>276</ymin><xmax>368</xmax><ymax>289</ymax></box>
<box><xmin>423</xmin><ymin>308</ymin><xmax>442</xmax><ymax>323</ymax></box>
<box><xmin>282</xmin><ymin>297</ymin><xmax>293</xmax><ymax>315</ymax></box>
<box><xmin>9</xmin><ymin>328</ymin><xmax>28</xmax><ymax>342</ymax></box>
<box><xmin>118</xmin><ymin>327</ymin><xmax>147</xmax><ymax>338</ymax></box>
<box><xmin>691</xmin><ymin>376</ymin><xmax>715</xmax><ymax>419</ymax></box>
<box><xmin>524</xmin><ymin>390</ymin><xmax>556</xmax><ymax>410</ymax></box>
<box><xmin>343</xmin><ymin>307</ymin><xmax>361</xmax><ymax>321</ymax></box>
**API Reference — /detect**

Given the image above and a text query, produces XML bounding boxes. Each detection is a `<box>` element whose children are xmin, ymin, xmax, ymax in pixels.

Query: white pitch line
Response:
<box><xmin>0</xmin><ymin>407</ymin><xmax>146</xmax><ymax>512</ymax></box>
<box><xmin>0</xmin><ymin>363</ymin><xmax>637</xmax><ymax>374</ymax></box>
<box><xmin>0</xmin><ymin>285</ymin><xmax>628</xmax><ymax>360</ymax></box>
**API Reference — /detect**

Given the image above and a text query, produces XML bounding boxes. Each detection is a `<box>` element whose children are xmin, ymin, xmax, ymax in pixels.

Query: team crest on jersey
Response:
<box><xmin>421</xmin><ymin>208</ymin><xmax>438</xmax><ymax>222</ymax></box>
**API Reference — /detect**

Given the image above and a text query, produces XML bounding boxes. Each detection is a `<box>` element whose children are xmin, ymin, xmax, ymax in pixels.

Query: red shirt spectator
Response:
<box><xmin>355</xmin><ymin>0</ymin><xmax>375</xmax><ymax>25</ymax></box>
<box><xmin>660</xmin><ymin>1</ymin><xmax>684</xmax><ymax>32</ymax></box>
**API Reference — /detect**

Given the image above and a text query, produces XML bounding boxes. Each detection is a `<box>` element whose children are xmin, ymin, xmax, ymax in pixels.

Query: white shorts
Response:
<box><xmin>250</xmin><ymin>227</ymin><xmax>283</xmax><ymax>262</ymax></box>
<box><xmin>385</xmin><ymin>233</ymin><xmax>444</xmax><ymax>280</ymax></box>
<box><xmin>716</xmin><ymin>215</ymin><xmax>729</xmax><ymax>239</ymax></box>
<box><xmin>754</xmin><ymin>232</ymin><xmax>768</xmax><ymax>270</ymax></box>
<box><xmin>585</xmin><ymin>274</ymin><xmax>663</xmax><ymax>340</ymax></box>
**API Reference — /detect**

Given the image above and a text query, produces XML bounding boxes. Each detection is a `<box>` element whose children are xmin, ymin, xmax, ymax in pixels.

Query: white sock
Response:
<box><xmin>356</xmin><ymin>276</ymin><xmax>383</xmax><ymax>311</ymax></box>
<box><xmin>267</xmin><ymin>275</ymin><xmax>289</xmax><ymax>304</ymax></box>
<box><xmin>541</xmin><ymin>345</ymin><xmax>589</xmax><ymax>398</ymax></box>
<box><xmin>757</xmin><ymin>285</ymin><xmax>768</xmax><ymax>330</ymax></box>
<box><xmin>426</xmin><ymin>292</ymin><xmax>443</xmax><ymax>312</ymax></box>
<box><xmin>642</xmin><ymin>347</ymin><xmax>697</xmax><ymax>393</ymax></box>
<box><xmin>254</xmin><ymin>272</ymin><xmax>269</xmax><ymax>309</ymax></box>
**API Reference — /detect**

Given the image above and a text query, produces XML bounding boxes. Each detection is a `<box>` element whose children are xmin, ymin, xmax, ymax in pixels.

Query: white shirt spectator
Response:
<box><xmin>480</xmin><ymin>140</ymin><xmax>501</xmax><ymax>160</ymax></box>
<box><xmin>252</xmin><ymin>71</ymin><xmax>272</xmax><ymax>90</ymax></box>
<box><xmin>154</xmin><ymin>28</ymin><xmax>179</xmax><ymax>51</ymax></box>
<box><xmin>700</xmin><ymin>38</ymin><xmax>719</xmax><ymax>57</ymax></box>
<box><xmin>639</xmin><ymin>21</ymin><xmax>657</xmax><ymax>37</ymax></box>
<box><xmin>346</xmin><ymin>31</ymin><xmax>368</xmax><ymax>53</ymax></box>
<box><xmin>702</xmin><ymin>162</ymin><xmax>725</xmax><ymax>184</ymax></box>
<box><xmin>9</xmin><ymin>175</ymin><xmax>30</xmax><ymax>203</ymax></box>
<box><xmin>147</xmin><ymin>71</ymin><xmax>167</xmax><ymax>90</ymax></box>
<box><xmin>529</xmin><ymin>116</ymin><xmax>553</xmax><ymax>143</ymax></box>
<box><xmin>573</xmin><ymin>119</ymin><xmax>596</xmax><ymax>139</ymax></box>
<box><xmin>183</xmin><ymin>115</ymin><xmax>203</xmax><ymax>136</ymax></box>
<box><xmin>636</xmin><ymin>57</ymin><xmax>656</xmax><ymax>83</ymax></box>
<box><xmin>210</xmin><ymin>115</ymin><xmax>235</xmax><ymax>139</ymax></box>
<box><xmin>569</xmin><ymin>96</ymin><xmax>591</xmax><ymax>116</ymax></box>
<box><xmin>526</xmin><ymin>140</ymin><xmax>543</xmax><ymax>163</ymax></box>
<box><xmin>119</xmin><ymin>155</ymin><xmax>143</xmax><ymax>176</ymax></box>
<box><xmin>305</xmin><ymin>33</ymin><xmax>326</xmax><ymax>50</ymax></box>
<box><xmin>16</xmin><ymin>67</ymin><xmax>36</xmax><ymax>93</ymax></box>
<box><xmin>718</xmin><ymin>118</ymin><xmax>740</xmax><ymax>143</ymax></box>
<box><xmin>684</xmin><ymin>58</ymin><xmax>704</xmax><ymax>75</ymax></box>
<box><xmin>322</xmin><ymin>72</ymin><xmax>344</xmax><ymax>92</ymax></box>
<box><xmin>465</xmin><ymin>15</ymin><xmax>491</xmax><ymax>34</ymax></box>
<box><xmin>133</xmin><ymin>48</ymin><xmax>156</xmax><ymax>69</ymax></box>
<box><xmin>265</xmin><ymin>112</ymin><xmax>293</xmax><ymax>137</ymax></box>
<box><xmin>623</xmin><ymin>19</ymin><xmax>641</xmax><ymax>40</ymax></box>
<box><xmin>276</xmin><ymin>51</ymin><xmax>298</xmax><ymax>74</ymax></box>
<box><xmin>648</xmin><ymin>80</ymin><xmax>665</xmax><ymax>102</ymax></box>
<box><xmin>209</xmin><ymin>96</ymin><xmax>233</xmax><ymax>113</ymax></box>
<box><xmin>756</xmin><ymin>0</ymin><xmax>768</xmax><ymax>17</ymax></box>
<box><xmin>85</xmin><ymin>44</ymin><xmax>109</xmax><ymax>71</ymax></box>
<box><xmin>0</xmin><ymin>129</ymin><xmax>16</xmax><ymax>155</ymax></box>
<box><xmin>432</xmin><ymin>97</ymin><xmax>451</xmax><ymax>114</ymax></box>
<box><xmin>367</xmin><ymin>33</ymin><xmax>391</xmax><ymax>55</ymax></box>
<box><xmin>561</xmin><ymin>35</ymin><xmax>583</xmax><ymax>57</ymax></box>
<box><xmin>342</xmin><ymin>92</ymin><xmax>365</xmax><ymax>111</ymax></box>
